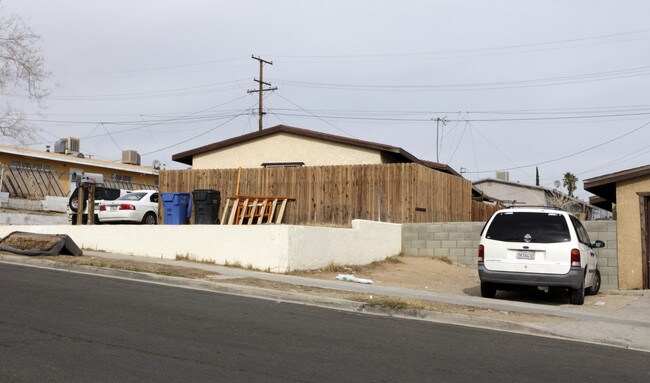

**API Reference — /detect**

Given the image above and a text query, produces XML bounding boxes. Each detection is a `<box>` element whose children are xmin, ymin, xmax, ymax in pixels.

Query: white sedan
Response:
<box><xmin>98</xmin><ymin>190</ymin><xmax>159</xmax><ymax>224</ymax></box>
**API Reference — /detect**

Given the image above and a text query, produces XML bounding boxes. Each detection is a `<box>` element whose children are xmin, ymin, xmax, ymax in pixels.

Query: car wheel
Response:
<box><xmin>480</xmin><ymin>282</ymin><xmax>497</xmax><ymax>298</ymax></box>
<box><xmin>586</xmin><ymin>269</ymin><xmax>601</xmax><ymax>296</ymax></box>
<box><xmin>569</xmin><ymin>273</ymin><xmax>586</xmax><ymax>305</ymax></box>
<box><xmin>142</xmin><ymin>212</ymin><xmax>157</xmax><ymax>225</ymax></box>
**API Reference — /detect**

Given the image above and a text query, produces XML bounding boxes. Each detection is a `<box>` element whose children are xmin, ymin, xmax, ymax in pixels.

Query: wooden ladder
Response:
<box><xmin>220</xmin><ymin>195</ymin><xmax>294</xmax><ymax>225</ymax></box>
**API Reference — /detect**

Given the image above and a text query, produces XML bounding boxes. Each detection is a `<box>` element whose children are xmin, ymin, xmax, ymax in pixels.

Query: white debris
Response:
<box><xmin>336</xmin><ymin>274</ymin><xmax>373</xmax><ymax>284</ymax></box>
<box><xmin>595</xmin><ymin>301</ymin><xmax>606</xmax><ymax>306</ymax></box>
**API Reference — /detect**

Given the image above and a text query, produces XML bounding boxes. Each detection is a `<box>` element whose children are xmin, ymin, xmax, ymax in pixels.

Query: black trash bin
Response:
<box><xmin>192</xmin><ymin>189</ymin><xmax>221</xmax><ymax>224</ymax></box>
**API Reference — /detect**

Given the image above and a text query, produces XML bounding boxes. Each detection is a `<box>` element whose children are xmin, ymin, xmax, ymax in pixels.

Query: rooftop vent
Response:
<box><xmin>122</xmin><ymin>150</ymin><xmax>141</xmax><ymax>165</ymax></box>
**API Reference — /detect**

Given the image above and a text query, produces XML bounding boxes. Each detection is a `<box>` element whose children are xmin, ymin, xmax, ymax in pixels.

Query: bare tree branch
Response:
<box><xmin>0</xmin><ymin>1</ymin><xmax>50</xmax><ymax>143</ymax></box>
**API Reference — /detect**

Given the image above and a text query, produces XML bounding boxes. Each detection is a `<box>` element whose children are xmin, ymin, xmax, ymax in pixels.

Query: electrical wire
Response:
<box><xmin>271</xmin><ymin>91</ymin><xmax>358</xmax><ymax>139</ymax></box>
<box><xmin>463</xmin><ymin>121</ymin><xmax>650</xmax><ymax>174</ymax></box>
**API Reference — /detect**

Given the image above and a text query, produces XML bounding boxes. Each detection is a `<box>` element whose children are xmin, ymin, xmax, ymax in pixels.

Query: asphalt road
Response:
<box><xmin>0</xmin><ymin>263</ymin><xmax>648</xmax><ymax>383</ymax></box>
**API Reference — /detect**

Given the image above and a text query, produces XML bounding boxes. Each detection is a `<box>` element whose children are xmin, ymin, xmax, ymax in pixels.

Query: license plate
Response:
<box><xmin>110</xmin><ymin>206</ymin><xmax>118</xmax><ymax>212</ymax></box>
<box><xmin>516</xmin><ymin>251</ymin><xmax>535</xmax><ymax>260</ymax></box>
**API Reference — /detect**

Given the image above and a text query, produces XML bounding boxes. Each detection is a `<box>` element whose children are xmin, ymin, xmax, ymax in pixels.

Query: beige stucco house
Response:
<box><xmin>585</xmin><ymin>165</ymin><xmax>650</xmax><ymax>289</ymax></box>
<box><xmin>172</xmin><ymin>124</ymin><xmax>460</xmax><ymax>174</ymax></box>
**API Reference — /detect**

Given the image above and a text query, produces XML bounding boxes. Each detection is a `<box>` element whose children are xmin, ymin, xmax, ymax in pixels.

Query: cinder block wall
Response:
<box><xmin>402</xmin><ymin>221</ymin><xmax>618</xmax><ymax>290</ymax></box>
<box><xmin>582</xmin><ymin>221</ymin><xmax>618</xmax><ymax>290</ymax></box>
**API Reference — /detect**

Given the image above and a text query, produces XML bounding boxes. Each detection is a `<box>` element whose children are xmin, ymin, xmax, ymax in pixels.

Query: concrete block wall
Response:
<box><xmin>583</xmin><ymin>221</ymin><xmax>618</xmax><ymax>290</ymax></box>
<box><xmin>403</xmin><ymin>221</ymin><xmax>618</xmax><ymax>290</ymax></box>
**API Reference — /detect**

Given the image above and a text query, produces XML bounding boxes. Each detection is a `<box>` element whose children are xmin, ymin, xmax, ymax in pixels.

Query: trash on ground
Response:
<box><xmin>595</xmin><ymin>301</ymin><xmax>606</xmax><ymax>306</ymax></box>
<box><xmin>336</xmin><ymin>274</ymin><xmax>373</xmax><ymax>284</ymax></box>
<box><xmin>0</xmin><ymin>231</ymin><xmax>83</xmax><ymax>256</ymax></box>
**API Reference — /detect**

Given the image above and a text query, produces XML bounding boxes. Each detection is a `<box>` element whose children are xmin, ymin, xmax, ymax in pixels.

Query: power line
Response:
<box><xmin>272</xmin><ymin>91</ymin><xmax>358</xmax><ymax>139</ymax></box>
<box><xmin>267</xmin><ymin>28</ymin><xmax>650</xmax><ymax>59</ymax></box>
<box><xmin>272</xmin><ymin>64</ymin><xmax>650</xmax><ymax>92</ymax></box>
<box><xmin>140</xmin><ymin>104</ymin><xmax>255</xmax><ymax>156</ymax></box>
<box><xmin>463</xmin><ymin>121</ymin><xmax>650</xmax><ymax>173</ymax></box>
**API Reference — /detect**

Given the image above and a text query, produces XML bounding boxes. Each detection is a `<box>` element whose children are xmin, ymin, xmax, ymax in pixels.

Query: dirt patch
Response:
<box><xmin>293</xmin><ymin>256</ymin><xmax>481</xmax><ymax>295</ymax></box>
<box><xmin>290</xmin><ymin>255</ymin><xmax>639</xmax><ymax>312</ymax></box>
<box><xmin>34</xmin><ymin>255</ymin><xmax>218</xmax><ymax>279</ymax></box>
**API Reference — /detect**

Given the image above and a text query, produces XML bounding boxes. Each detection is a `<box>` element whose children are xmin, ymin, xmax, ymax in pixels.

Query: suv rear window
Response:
<box><xmin>485</xmin><ymin>212</ymin><xmax>571</xmax><ymax>243</ymax></box>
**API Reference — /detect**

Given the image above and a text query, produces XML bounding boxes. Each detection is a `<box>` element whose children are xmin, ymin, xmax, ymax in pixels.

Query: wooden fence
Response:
<box><xmin>160</xmin><ymin>163</ymin><xmax>493</xmax><ymax>226</ymax></box>
<box><xmin>471</xmin><ymin>200</ymin><xmax>500</xmax><ymax>223</ymax></box>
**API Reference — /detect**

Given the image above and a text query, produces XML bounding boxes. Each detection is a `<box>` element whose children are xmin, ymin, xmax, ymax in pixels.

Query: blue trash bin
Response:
<box><xmin>162</xmin><ymin>192</ymin><xmax>192</xmax><ymax>224</ymax></box>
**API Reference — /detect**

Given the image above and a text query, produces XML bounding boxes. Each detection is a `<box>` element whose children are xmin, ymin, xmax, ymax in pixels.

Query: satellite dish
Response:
<box><xmin>152</xmin><ymin>159</ymin><xmax>161</xmax><ymax>170</ymax></box>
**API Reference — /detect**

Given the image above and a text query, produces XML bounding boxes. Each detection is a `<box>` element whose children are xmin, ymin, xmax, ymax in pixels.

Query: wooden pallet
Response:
<box><xmin>220</xmin><ymin>195</ymin><xmax>294</xmax><ymax>225</ymax></box>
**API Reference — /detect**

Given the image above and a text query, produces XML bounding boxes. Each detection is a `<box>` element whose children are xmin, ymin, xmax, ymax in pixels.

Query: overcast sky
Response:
<box><xmin>2</xmin><ymin>0</ymin><xmax>649</xmax><ymax>200</ymax></box>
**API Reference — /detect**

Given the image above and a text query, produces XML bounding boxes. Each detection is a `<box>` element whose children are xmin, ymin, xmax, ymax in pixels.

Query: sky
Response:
<box><xmin>2</xmin><ymin>0</ymin><xmax>649</xmax><ymax>201</ymax></box>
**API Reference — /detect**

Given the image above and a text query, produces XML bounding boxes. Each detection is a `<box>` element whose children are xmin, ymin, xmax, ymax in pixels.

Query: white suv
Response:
<box><xmin>478</xmin><ymin>208</ymin><xmax>605</xmax><ymax>305</ymax></box>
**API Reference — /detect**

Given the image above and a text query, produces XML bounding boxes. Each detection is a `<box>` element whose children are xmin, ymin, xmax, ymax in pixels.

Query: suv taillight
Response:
<box><xmin>571</xmin><ymin>249</ymin><xmax>581</xmax><ymax>267</ymax></box>
<box><xmin>478</xmin><ymin>245</ymin><xmax>484</xmax><ymax>263</ymax></box>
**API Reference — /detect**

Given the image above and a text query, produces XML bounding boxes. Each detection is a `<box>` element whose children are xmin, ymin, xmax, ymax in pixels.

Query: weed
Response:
<box><xmin>434</xmin><ymin>256</ymin><xmax>453</xmax><ymax>265</ymax></box>
<box><xmin>351</xmin><ymin>295</ymin><xmax>426</xmax><ymax>311</ymax></box>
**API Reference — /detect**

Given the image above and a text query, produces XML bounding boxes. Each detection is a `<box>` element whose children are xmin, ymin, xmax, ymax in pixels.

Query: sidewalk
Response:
<box><xmin>2</xmin><ymin>250</ymin><xmax>649</xmax><ymax>352</ymax></box>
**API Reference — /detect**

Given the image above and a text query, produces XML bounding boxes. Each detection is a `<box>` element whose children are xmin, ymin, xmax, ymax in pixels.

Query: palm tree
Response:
<box><xmin>563</xmin><ymin>172</ymin><xmax>578</xmax><ymax>197</ymax></box>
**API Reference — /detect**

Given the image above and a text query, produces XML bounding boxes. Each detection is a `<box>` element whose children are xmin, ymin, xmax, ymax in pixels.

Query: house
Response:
<box><xmin>166</xmin><ymin>125</ymin><xmax>496</xmax><ymax>225</ymax></box>
<box><xmin>0</xmin><ymin>141</ymin><xmax>159</xmax><ymax>200</ymax></box>
<box><xmin>173</xmin><ymin>124</ymin><xmax>461</xmax><ymax>173</ymax></box>
<box><xmin>473</xmin><ymin>176</ymin><xmax>606</xmax><ymax>220</ymax></box>
<box><xmin>584</xmin><ymin>164</ymin><xmax>650</xmax><ymax>289</ymax></box>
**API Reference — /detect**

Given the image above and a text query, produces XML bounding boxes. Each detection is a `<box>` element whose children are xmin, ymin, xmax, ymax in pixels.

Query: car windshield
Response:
<box><xmin>116</xmin><ymin>192</ymin><xmax>147</xmax><ymax>201</ymax></box>
<box><xmin>485</xmin><ymin>212</ymin><xmax>571</xmax><ymax>243</ymax></box>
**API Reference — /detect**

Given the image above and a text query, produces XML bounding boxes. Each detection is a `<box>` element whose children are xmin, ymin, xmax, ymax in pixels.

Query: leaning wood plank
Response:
<box><xmin>247</xmin><ymin>199</ymin><xmax>258</xmax><ymax>225</ymax></box>
<box><xmin>276</xmin><ymin>199</ymin><xmax>288</xmax><ymax>224</ymax></box>
<box><xmin>257</xmin><ymin>199</ymin><xmax>268</xmax><ymax>224</ymax></box>
<box><xmin>268</xmin><ymin>199</ymin><xmax>278</xmax><ymax>224</ymax></box>
<box><xmin>221</xmin><ymin>199</ymin><xmax>231</xmax><ymax>225</ymax></box>
<box><xmin>238</xmin><ymin>199</ymin><xmax>249</xmax><ymax>225</ymax></box>
<box><xmin>228</xmin><ymin>198</ymin><xmax>239</xmax><ymax>225</ymax></box>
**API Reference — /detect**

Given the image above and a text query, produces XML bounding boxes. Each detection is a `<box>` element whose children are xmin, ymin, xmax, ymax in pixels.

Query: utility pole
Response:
<box><xmin>247</xmin><ymin>55</ymin><xmax>277</xmax><ymax>131</ymax></box>
<box><xmin>432</xmin><ymin>116</ymin><xmax>448</xmax><ymax>163</ymax></box>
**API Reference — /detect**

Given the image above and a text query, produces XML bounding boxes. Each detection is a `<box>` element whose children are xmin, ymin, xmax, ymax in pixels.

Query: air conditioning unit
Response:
<box><xmin>65</xmin><ymin>137</ymin><xmax>80</xmax><ymax>153</ymax></box>
<box><xmin>122</xmin><ymin>150</ymin><xmax>141</xmax><ymax>165</ymax></box>
<box><xmin>496</xmin><ymin>171</ymin><xmax>510</xmax><ymax>181</ymax></box>
<box><xmin>54</xmin><ymin>137</ymin><xmax>81</xmax><ymax>154</ymax></box>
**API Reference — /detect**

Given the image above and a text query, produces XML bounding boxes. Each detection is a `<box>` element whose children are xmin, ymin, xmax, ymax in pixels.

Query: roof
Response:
<box><xmin>172</xmin><ymin>124</ymin><xmax>461</xmax><ymax>176</ymax></box>
<box><xmin>583</xmin><ymin>164</ymin><xmax>650</xmax><ymax>205</ymax></box>
<box><xmin>473</xmin><ymin>177</ymin><xmax>552</xmax><ymax>195</ymax></box>
<box><xmin>473</xmin><ymin>177</ymin><xmax>591</xmax><ymax>207</ymax></box>
<box><xmin>0</xmin><ymin>144</ymin><xmax>159</xmax><ymax>175</ymax></box>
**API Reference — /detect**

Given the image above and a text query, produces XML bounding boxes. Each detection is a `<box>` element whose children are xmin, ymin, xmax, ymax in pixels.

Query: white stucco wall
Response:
<box><xmin>192</xmin><ymin>133</ymin><xmax>384</xmax><ymax>169</ymax></box>
<box><xmin>0</xmin><ymin>220</ymin><xmax>402</xmax><ymax>273</ymax></box>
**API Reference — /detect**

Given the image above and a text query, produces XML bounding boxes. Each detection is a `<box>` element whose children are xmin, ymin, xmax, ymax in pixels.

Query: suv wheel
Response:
<box><xmin>480</xmin><ymin>282</ymin><xmax>497</xmax><ymax>298</ymax></box>
<box><xmin>68</xmin><ymin>191</ymin><xmax>86</xmax><ymax>213</ymax></box>
<box><xmin>586</xmin><ymin>269</ymin><xmax>601</xmax><ymax>296</ymax></box>
<box><xmin>569</xmin><ymin>274</ymin><xmax>586</xmax><ymax>305</ymax></box>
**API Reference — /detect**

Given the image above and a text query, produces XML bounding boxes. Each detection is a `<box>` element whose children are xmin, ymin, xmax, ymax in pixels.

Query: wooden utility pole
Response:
<box><xmin>247</xmin><ymin>55</ymin><xmax>277</xmax><ymax>131</ymax></box>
